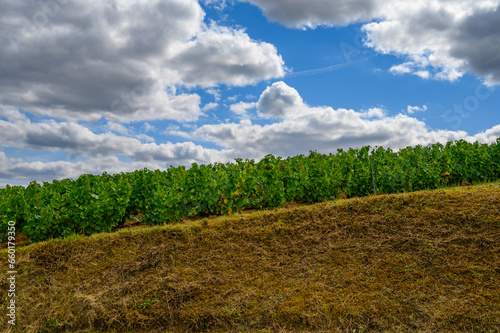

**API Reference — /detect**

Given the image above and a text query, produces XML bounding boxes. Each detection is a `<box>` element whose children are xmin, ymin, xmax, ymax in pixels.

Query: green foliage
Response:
<box><xmin>40</xmin><ymin>318</ymin><xmax>74</xmax><ymax>333</ymax></box>
<box><xmin>137</xmin><ymin>298</ymin><xmax>159</xmax><ymax>309</ymax></box>
<box><xmin>0</xmin><ymin>185</ymin><xmax>25</xmax><ymax>241</ymax></box>
<box><xmin>13</xmin><ymin>173</ymin><xmax>131</xmax><ymax>242</ymax></box>
<box><xmin>1</xmin><ymin>138</ymin><xmax>499</xmax><ymax>243</ymax></box>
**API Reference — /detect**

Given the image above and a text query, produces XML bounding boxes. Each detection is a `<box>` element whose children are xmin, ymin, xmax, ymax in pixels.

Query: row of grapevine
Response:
<box><xmin>1</xmin><ymin>173</ymin><xmax>131</xmax><ymax>242</ymax></box>
<box><xmin>1</xmin><ymin>139</ymin><xmax>499</xmax><ymax>243</ymax></box>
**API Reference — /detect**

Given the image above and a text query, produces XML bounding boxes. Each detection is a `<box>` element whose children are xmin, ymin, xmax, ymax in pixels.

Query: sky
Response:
<box><xmin>1</xmin><ymin>0</ymin><xmax>500</xmax><ymax>187</ymax></box>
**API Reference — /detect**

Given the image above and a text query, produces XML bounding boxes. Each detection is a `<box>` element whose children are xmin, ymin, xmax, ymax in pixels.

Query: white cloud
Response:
<box><xmin>141</xmin><ymin>122</ymin><xmax>157</xmax><ymax>133</ymax></box>
<box><xmin>169</xmin><ymin>25</ymin><xmax>285</xmax><ymax>87</ymax></box>
<box><xmin>202</xmin><ymin>102</ymin><xmax>219</xmax><ymax>111</ymax></box>
<box><xmin>107</xmin><ymin>89</ymin><xmax>204</xmax><ymax>124</ymax></box>
<box><xmin>415</xmin><ymin>71</ymin><xmax>431</xmax><ymax>80</ymax></box>
<box><xmin>241</xmin><ymin>0</ymin><xmax>379</xmax><ymax>28</ymax></box>
<box><xmin>363</xmin><ymin>1</ymin><xmax>500</xmax><ymax>84</ymax></box>
<box><xmin>162</xmin><ymin>124</ymin><xmax>192</xmax><ymax>139</ymax></box>
<box><xmin>229</xmin><ymin>102</ymin><xmax>257</xmax><ymax>118</ymax></box>
<box><xmin>257</xmin><ymin>81</ymin><xmax>304</xmax><ymax>118</ymax></box>
<box><xmin>407</xmin><ymin>105</ymin><xmax>428</xmax><ymax>114</ymax></box>
<box><xmin>240</xmin><ymin>0</ymin><xmax>500</xmax><ymax>85</ymax></box>
<box><xmin>0</xmin><ymin>139</ymin><xmax>235</xmax><ymax>185</ymax></box>
<box><xmin>0</xmin><ymin>155</ymin><xmax>167</xmax><ymax>185</ymax></box>
<box><xmin>0</xmin><ymin>0</ymin><xmax>286</xmax><ymax>122</ymax></box>
<box><xmin>202</xmin><ymin>0</ymin><xmax>229</xmax><ymax>10</ymax></box>
<box><xmin>194</xmin><ymin>82</ymin><xmax>496</xmax><ymax>158</ymax></box>
<box><xmin>361</xmin><ymin>107</ymin><xmax>387</xmax><ymax>119</ymax></box>
<box><xmin>206</xmin><ymin>88</ymin><xmax>222</xmax><ymax>101</ymax></box>
<box><xmin>135</xmin><ymin>134</ymin><xmax>156</xmax><ymax>143</ymax></box>
<box><xmin>0</xmin><ymin>110</ymin><xmax>233</xmax><ymax>168</ymax></box>
<box><xmin>107</xmin><ymin>122</ymin><xmax>130</xmax><ymax>135</ymax></box>
<box><xmin>390</xmin><ymin>62</ymin><xmax>431</xmax><ymax>80</ymax></box>
<box><xmin>106</xmin><ymin>121</ymin><xmax>154</xmax><ymax>142</ymax></box>
<box><xmin>473</xmin><ymin>124</ymin><xmax>500</xmax><ymax>144</ymax></box>
<box><xmin>389</xmin><ymin>63</ymin><xmax>413</xmax><ymax>75</ymax></box>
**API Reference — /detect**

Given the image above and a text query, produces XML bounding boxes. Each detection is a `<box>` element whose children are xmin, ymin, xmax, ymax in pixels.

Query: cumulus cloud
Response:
<box><xmin>389</xmin><ymin>61</ymin><xmax>432</xmax><ymax>80</ymax></box>
<box><xmin>194</xmin><ymin>110</ymin><xmax>474</xmax><ymax>159</ymax></box>
<box><xmin>363</xmin><ymin>1</ymin><xmax>500</xmax><ymax>83</ymax></box>
<box><xmin>169</xmin><ymin>26</ymin><xmax>285</xmax><ymax>87</ymax></box>
<box><xmin>389</xmin><ymin>63</ymin><xmax>413</xmax><ymax>75</ymax></box>
<box><xmin>474</xmin><ymin>124</ymin><xmax>500</xmax><ymax>144</ymax></box>
<box><xmin>141</xmin><ymin>122</ymin><xmax>157</xmax><ymax>133</ymax></box>
<box><xmin>0</xmin><ymin>0</ymin><xmax>285</xmax><ymax>122</ymax></box>
<box><xmin>449</xmin><ymin>5</ymin><xmax>500</xmax><ymax>85</ymax></box>
<box><xmin>0</xmin><ymin>149</ymin><xmax>87</xmax><ymax>183</ymax></box>
<box><xmin>257</xmin><ymin>81</ymin><xmax>304</xmax><ymax>118</ymax></box>
<box><xmin>407</xmin><ymin>105</ymin><xmax>428</xmax><ymax>114</ymax></box>
<box><xmin>0</xmin><ymin>140</ymin><xmax>235</xmax><ymax>185</ymax></box>
<box><xmin>361</xmin><ymin>107</ymin><xmax>387</xmax><ymax>119</ymax></box>
<box><xmin>229</xmin><ymin>102</ymin><xmax>257</xmax><ymax>118</ymax></box>
<box><xmin>107</xmin><ymin>122</ymin><xmax>130</xmax><ymax>135</ymax></box>
<box><xmin>241</xmin><ymin>0</ymin><xmax>379</xmax><ymax>28</ymax></box>
<box><xmin>0</xmin><ymin>155</ymin><xmax>168</xmax><ymax>185</ymax></box>
<box><xmin>240</xmin><ymin>0</ymin><xmax>500</xmax><ymax>84</ymax></box>
<box><xmin>0</xmin><ymin>110</ymin><xmax>234</xmax><ymax>177</ymax></box>
<box><xmin>194</xmin><ymin>82</ymin><xmax>495</xmax><ymax>158</ymax></box>
<box><xmin>202</xmin><ymin>102</ymin><xmax>219</xmax><ymax>111</ymax></box>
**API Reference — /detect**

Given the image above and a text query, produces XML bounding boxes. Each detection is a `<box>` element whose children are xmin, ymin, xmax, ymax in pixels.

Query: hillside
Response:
<box><xmin>1</xmin><ymin>184</ymin><xmax>499</xmax><ymax>332</ymax></box>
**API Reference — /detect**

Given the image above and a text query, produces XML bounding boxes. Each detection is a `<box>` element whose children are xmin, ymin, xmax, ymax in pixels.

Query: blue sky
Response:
<box><xmin>1</xmin><ymin>0</ymin><xmax>499</xmax><ymax>186</ymax></box>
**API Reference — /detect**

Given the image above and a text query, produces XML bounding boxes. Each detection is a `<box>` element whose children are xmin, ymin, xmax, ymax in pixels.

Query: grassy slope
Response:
<box><xmin>1</xmin><ymin>184</ymin><xmax>499</xmax><ymax>333</ymax></box>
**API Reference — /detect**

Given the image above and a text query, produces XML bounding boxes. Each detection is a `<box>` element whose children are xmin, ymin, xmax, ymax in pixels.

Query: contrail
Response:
<box><xmin>286</xmin><ymin>55</ymin><xmax>375</xmax><ymax>78</ymax></box>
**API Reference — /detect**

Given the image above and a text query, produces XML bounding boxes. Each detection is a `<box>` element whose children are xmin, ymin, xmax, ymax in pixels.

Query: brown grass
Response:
<box><xmin>1</xmin><ymin>184</ymin><xmax>499</xmax><ymax>332</ymax></box>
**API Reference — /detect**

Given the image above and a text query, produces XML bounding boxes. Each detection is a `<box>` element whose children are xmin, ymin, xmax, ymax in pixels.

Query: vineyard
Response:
<box><xmin>1</xmin><ymin>139</ymin><xmax>499</xmax><ymax>243</ymax></box>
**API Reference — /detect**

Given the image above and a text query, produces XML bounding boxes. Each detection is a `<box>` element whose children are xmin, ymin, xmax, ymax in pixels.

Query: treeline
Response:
<box><xmin>1</xmin><ymin>139</ymin><xmax>499</xmax><ymax>243</ymax></box>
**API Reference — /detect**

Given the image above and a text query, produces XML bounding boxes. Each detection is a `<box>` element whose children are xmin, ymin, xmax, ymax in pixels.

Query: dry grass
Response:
<box><xmin>1</xmin><ymin>184</ymin><xmax>499</xmax><ymax>332</ymax></box>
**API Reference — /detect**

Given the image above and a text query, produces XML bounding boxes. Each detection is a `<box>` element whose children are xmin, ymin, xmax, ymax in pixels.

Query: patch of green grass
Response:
<box><xmin>138</xmin><ymin>298</ymin><xmax>159</xmax><ymax>309</ymax></box>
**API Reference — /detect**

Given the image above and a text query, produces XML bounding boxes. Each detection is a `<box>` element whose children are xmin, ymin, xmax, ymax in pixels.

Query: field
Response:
<box><xmin>1</xmin><ymin>184</ymin><xmax>499</xmax><ymax>332</ymax></box>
